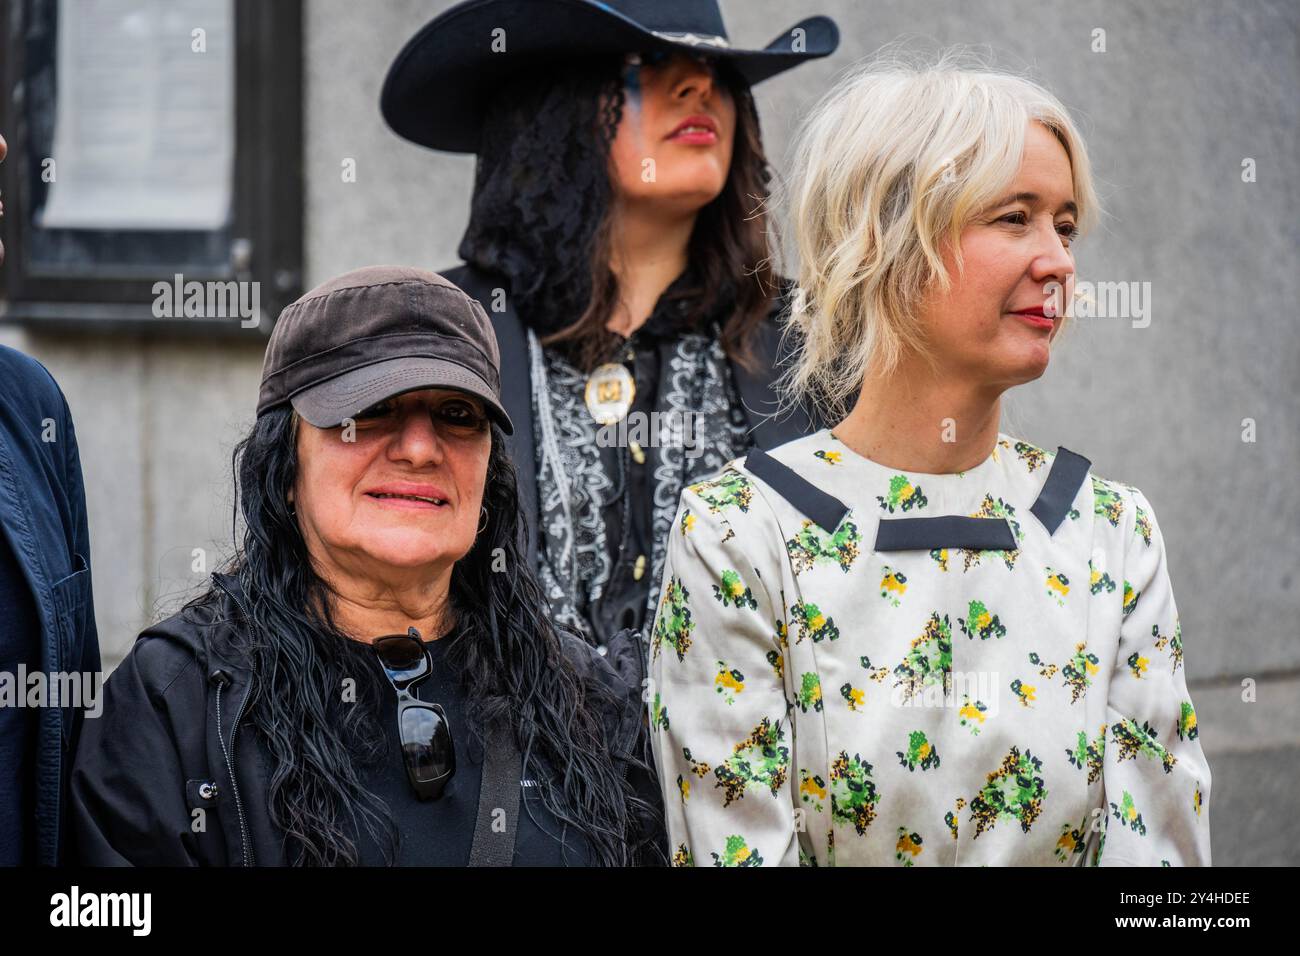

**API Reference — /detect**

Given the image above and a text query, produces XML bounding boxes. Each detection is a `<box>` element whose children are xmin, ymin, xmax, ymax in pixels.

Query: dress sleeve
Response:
<box><xmin>647</xmin><ymin>480</ymin><xmax>798</xmax><ymax>867</ymax></box>
<box><xmin>1098</xmin><ymin>486</ymin><xmax>1212</xmax><ymax>866</ymax></box>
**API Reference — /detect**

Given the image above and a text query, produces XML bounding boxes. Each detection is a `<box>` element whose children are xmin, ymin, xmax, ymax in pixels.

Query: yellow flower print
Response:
<box><xmin>714</xmin><ymin>660</ymin><xmax>746</xmax><ymax>704</ymax></box>
<box><xmin>1011</xmin><ymin>679</ymin><xmax>1037</xmax><ymax>707</ymax></box>
<box><xmin>1045</xmin><ymin>567</ymin><xmax>1070</xmax><ymax>605</ymax></box>
<box><xmin>1127</xmin><ymin>653</ymin><xmax>1149</xmax><ymax>678</ymax></box>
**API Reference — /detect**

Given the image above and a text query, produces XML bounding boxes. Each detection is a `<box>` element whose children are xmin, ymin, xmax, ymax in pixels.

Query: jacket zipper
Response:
<box><xmin>212</xmin><ymin>575</ymin><xmax>256</xmax><ymax>866</ymax></box>
<box><xmin>214</xmin><ymin>678</ymin><xmax>255</xmax><ymax>866</ymax></box>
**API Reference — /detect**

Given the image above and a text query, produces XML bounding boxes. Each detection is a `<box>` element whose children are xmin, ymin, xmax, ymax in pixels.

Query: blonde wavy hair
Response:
<box><xmin>777</xmin><ymin>48</ymin><xmax>1101</xmax><ymax>424</ymax></box>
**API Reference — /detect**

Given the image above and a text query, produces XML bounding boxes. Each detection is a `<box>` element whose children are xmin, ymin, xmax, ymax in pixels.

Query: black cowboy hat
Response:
<box><xmin>381</xmin><ymin>0</ymin><xmax>840</xmax><ymax>152</ymax></box>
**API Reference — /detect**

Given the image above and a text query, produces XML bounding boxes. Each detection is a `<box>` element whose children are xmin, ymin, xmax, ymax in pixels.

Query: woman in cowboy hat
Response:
<box><xmin>381</xmin><ymin>0</ymin><xmax>840</xmax><ymax>654</ymax></box>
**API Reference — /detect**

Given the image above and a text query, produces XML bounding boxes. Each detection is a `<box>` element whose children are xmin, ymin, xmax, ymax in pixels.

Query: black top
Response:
<box><xmin>351</xmin><ymin>626</ymin><xmax>591</xmax><ymax>866</ymax></box>
<box><xmin>69</xmin><ymin>570</ymin><xmax>643</xmax><ymax>867</ymax></box>
<box><xmin>0</xmin><ymin>528</ymin><xmax>39</xmax><ymax>865</ymax></box>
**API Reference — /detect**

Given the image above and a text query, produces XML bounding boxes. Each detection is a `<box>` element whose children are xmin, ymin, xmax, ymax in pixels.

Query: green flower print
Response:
<box><xmin>1134</xmin><ymin>505</ymin><xmax>1153</xmax><ymax>546</ymax></box>
<box><xmin>897</xmin><ymin>730</ymin><xmax>940</xmax><ymax>772</ymax></box>
<box><xmin>1028</xmin><ymin>644</ymin><xmax>1098</xmax><ymax>704</ymax></box>
<box><xmin>712</xmin><ymin>834</ymin><xmax>763</xmax><ymax>867</ymax></box>
<box><xmin>1112</xmin><ymin>718</ymin><xmax>1178</xmax><ymax>774</ymax></box>
<box><xmin>650</xmin><ymin>693</ymin><xmax>669</xmax><ymax>731</ymax></box>
<box><xmin>877</xmin><ymin>474</ymin><xmax>928</xmax><ymax>513</ymax></box>
<box><xmin>688</xmin><ymin>471</ymin><xmax>753</xmax><ymax>515</ymax></box>
<box><xmin>840</xmin><ymin>682</ymin><xmax>865</xmax><ymax>712</ymax></box>
<box><xmin>958</xmin><ymin>599</ymin><xmax>1006</xmax><ymax>640</ymax></box>
<box><xmin>1066</xmin><ymin>724</ymin><xmax>1106</xmax><ymax>784</ymax></box>
<box><xmin>796</xmin><ymin>672</ymin><xmax>823</xmax><ymax>713</ymax></box>
<box><xmin>1178</xmin><ymin>701</ymin><xmax>1199</xmax><ymax>741</ymax></box>
<box><xmin>814</xmin><ymin>449</ymin><xmax>843</xmax><ymax>466</ymax></box>
<box><xmin>712</xmin><ymin>568</ymin><xmax>758</xmax><ymax>609</ymax></box>
<box><xmin>714</xmin><ymin>718</ymin><xmax>790</xmax><ymax>806</ymax></box>
<box><xmin>1093</xmin><ymin>477</ymin><xmax>1124</xmax><ymax>527</ymax></box>
<box><xmin>1061</xmin><ymin>643</ymin><xmax>1100</xmax><ymax>703</ymax></box>
<box><xmin>1122</xmin><ymin>580</ymin><xmax>1140</xmax><ymax>618</ymax></box>
<box><xmin>969</xmin><ymin>747</ymin><xmax>1047</xmax><ymax>838</ymax></box>
<box><xmin>786</xmin><ymin>518</ymin><xmax>862</xmax><ymax>574</ymax></box>
<box><xmin>652</xmin><ymin>576</ymin><xmax>694</xmax><ymax>662</ymax></box>
<box><xmin>893</xmin><ymin>613</ymin><xmax>953</xmax><ymax>702</ymax></box>
<box><xmin>830</xmin><ymin>751</ymin><xmax>881</xmax><ymax>835</ymax></box>
<box><xmin>791</xmin><ymin>600</ymin><xmax>841</xmax><ymax>643</ymax></box>
<box><xmin>671</xmin><ymin>843</ymin><xmax>694</xmax><ymax>867</ymax></box>
<box><xmin>1111</xmin><ymin>791</ymin><xmax>1147</xmax><ymax>836</ymax></box>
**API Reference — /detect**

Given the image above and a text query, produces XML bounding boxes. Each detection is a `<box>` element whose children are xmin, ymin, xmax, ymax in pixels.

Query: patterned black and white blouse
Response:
<box><xmin>527</xmin><ymin>278</ymin><xmax>753</xmax><ymax>650</ymax></box>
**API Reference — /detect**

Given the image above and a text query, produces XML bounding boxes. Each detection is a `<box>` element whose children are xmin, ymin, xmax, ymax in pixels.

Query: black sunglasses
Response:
<box><xmin>372</xmin><ymin>627</ymin><xmax>455</xmax><ymax>801</ymax></box>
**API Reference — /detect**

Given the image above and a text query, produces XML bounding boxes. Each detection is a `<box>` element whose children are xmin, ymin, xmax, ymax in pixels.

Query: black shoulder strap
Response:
<box><xmin>1029</xmin><ymin>446</ymin><xmax>1092</xmax><ymax>536</ymax></box>
<box><xmin>468</xmin><ymin>719</ymin><xmax>522</xmax><ymax>867</ymax></box>
<box><xmin>744</xmin><ymin>445</ymin><xmax>848</xmax><ymax>532</ymax></box>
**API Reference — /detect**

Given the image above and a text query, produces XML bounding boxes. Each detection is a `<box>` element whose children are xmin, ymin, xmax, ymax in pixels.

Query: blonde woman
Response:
<box><xmin>647</xmin><ymin>55</ymin><xmax>1211</xmax><ymax>866</ymax></box>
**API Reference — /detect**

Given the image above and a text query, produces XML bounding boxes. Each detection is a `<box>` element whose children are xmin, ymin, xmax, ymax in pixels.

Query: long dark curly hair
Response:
<box><xmin>458</xmin><ymin>55</ymin><xmax>776</xmax><ymax>373</ymax></box>
<box><xmin>201</xmin><ymin>407</ymin><xmax>659</xmax><ymax>866</ymax></box>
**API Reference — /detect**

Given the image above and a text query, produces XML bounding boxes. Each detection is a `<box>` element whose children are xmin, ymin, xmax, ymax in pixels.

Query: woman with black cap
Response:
<box><xmin>380</xmin><ymin>0</ymin><xmax>841</xmax><ymax>653</ymax></box>
<box><xmin>70</xmin><ymin>266</ymin><xmax>660</xmax><ymax>866</ymax></box>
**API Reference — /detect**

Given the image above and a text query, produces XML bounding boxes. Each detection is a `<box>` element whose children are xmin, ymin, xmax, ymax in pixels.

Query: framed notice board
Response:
<box><xmin>0</xmin><ymin>0</ymin><xmax>302</xmax><ymax>333</ymax></box>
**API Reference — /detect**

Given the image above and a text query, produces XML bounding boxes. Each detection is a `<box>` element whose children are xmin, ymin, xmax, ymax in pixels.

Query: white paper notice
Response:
<box><xmin>37</xmin><ymin>0</ymin><xmax>235</xmax><ymax>231</ymax></box>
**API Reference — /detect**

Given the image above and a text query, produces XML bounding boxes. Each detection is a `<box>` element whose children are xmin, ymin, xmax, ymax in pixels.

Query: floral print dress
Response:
<box><xmin>647</xmin><ymin>429</ymin><xmax>1211</xmax><ymax>866</ymax></box>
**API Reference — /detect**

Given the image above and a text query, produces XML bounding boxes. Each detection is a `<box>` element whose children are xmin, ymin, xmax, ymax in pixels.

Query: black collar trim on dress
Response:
<box><xmin>1028</xmin><ymin>446</ymin><xmax>1092</xmax><ymax>535</ymax></box>
<box><xmin>744</xmin><ymin>441</ymin><xmax>1093</xmax><ymax>550</ymax></box>
<box><xmin>744</xmin><ymin>445</ymin><xmax>849</xmax><ymax>533</ymax></box>
<box><xmin>875</xmin><ymin>515</ymin><xmax>1017</xmax><ymax>552</ymax></box>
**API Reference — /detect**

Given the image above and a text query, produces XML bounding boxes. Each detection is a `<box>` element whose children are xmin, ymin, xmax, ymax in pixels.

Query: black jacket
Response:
<box><xmin>440</xmin><ymin>264</ymin><xmax>820</xmax><ymax>571</ymax></box>
<box><xmin>69</xmin><ymin>571</ymin><xmax>661</xmax><ymax>866</ymax></box>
